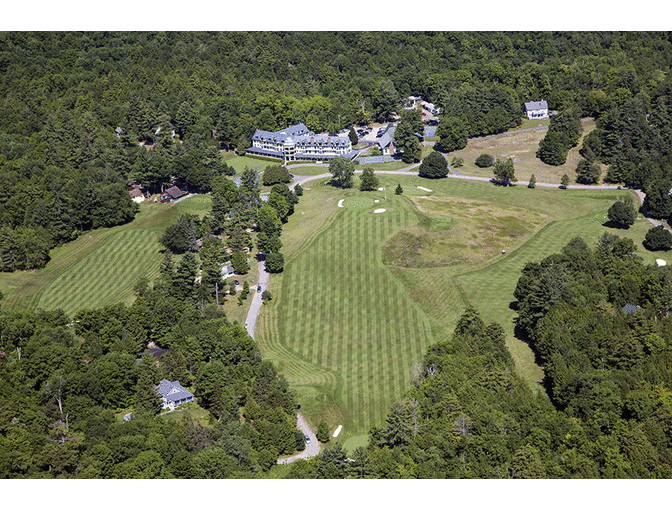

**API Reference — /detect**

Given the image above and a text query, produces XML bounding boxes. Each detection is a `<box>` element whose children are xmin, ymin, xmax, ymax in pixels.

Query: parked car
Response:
<box><xmin>305</xmin><ymin>435</ymin><xmax>311</xmax><ymax>444</ymax></box>
<box><xmin>257</xmin><ymin>285</ymin><xmax>262</xmax><ymax>293</ymax></box>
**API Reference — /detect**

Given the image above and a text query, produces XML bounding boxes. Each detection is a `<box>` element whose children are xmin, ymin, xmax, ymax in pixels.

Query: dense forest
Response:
<box><xmin>2</xmin><ymin>32</ymin><xmax>672</xmax><ymax>270</ymax></box>
<box><xmin>4</xmin><ymin>32</ymin><xmax>672</xmax><ymax>480</ymax></box>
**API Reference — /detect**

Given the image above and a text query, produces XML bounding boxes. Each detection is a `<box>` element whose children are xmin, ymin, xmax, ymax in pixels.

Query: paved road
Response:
<box><xmin>241</xmin><ymin>259</ymin><xmax>321</xmax><ymax>464</ymax></box>
<box><xmin>288</xmin><ymin>161</ymin><xmax>622</xmax><ymax>191</ymax></box>
<box><xmin>277</xmin><ymin>412</ymin><xmax>321</xmax><ymax>464</ymax></box>
<box><xmin>244</xmin><ymin>259</ymin><xmax>270</xmax><ymax>339</ymax></box>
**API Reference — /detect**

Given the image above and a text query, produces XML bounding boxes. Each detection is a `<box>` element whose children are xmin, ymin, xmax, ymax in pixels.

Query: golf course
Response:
<box><xmin>1</xmin><ymin>148</ymin><xmax>668</xmax><ymax>454</ymax></box>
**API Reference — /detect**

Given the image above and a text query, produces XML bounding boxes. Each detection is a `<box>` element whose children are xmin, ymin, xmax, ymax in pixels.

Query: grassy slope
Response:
<box><xmin>255</xmin><ymin>173</ymin><xmax>640</xmax><ymax>452</ymax></box>
<box><xmin>452</xmin><ymin>119</ymin><xmax>607</xmax><ymax>184</ymax></box>
<box><xmin>0</xmin><ymin>195</ymin><xmax>213</xmax><ymax>317</ymax></box>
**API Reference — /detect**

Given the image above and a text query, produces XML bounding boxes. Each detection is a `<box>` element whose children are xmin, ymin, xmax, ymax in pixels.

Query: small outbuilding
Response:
<box><xmin>160</xmin><ymin>186</ymin><xmax>188</xmax><ymax>203</ymax></box>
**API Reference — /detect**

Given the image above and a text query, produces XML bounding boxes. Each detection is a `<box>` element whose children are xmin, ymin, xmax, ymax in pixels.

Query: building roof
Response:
<box><xmin>524</xmin><ymin>100</ymin><xmax>548</xmax><ymax>111</ymax></box>
<box><xmin>155</xmin><ymin>379</ymin><xmax>193</xmax><ymax>404</ymax></box>
<box><xmin>163</xmin><ymin>186</ymin><xmax>188</xmax><ymax>199</ymax></box>
<box><xmin>129</xmin><ymin>188</ymin><xmax>143</xmax><ymax>198</ymax></box>
<box><xmin>377</xmin><ymin>126</ymin><xmax>396</xmax><ymax>149</ymax></box>
<box><xmin>622</xmin><ymin>304</ymin><xmax>642</xmax><ymax>315</ymax></box>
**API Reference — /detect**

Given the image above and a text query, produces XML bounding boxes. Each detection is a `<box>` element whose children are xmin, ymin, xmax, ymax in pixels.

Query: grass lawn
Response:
<box><xmin>254</xmin><ymin>173</ymin><xmax>638</xmax><ymax>452</ymax></box>
<box><xmin>0</xmin><ymin>195</ymin><xmax>213</xmax><ymax>317</ymax></box>
<box><xmin>159</xmin><ymin>403</ymin><xmax>213</xmax><ymax>426</ymax></box>
<box><xmin>451</xmin><ymin>119</ymin><xmax>607</xmax><ymax>185</ymax></box>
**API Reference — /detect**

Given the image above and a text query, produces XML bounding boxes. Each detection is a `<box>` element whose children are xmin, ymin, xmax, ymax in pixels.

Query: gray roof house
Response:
<box><xmin>155</xmin><ymin>379</ymin><xmax>194</xmax><ymax>410</ymax></box>
<box><xmin>524</xmin><ymin>100</ymin><xmax>549</xmax><ymax>120</ymax></box>
<box><xmin>247</xmin><ymin>123</ymin><xmax>358</xmax><ymax>162</ymax></box>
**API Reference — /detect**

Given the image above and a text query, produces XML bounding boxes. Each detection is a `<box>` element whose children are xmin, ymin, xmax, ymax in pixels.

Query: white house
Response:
<box><xmin>247</xmin><ymin>123</ymin><xmax>357</xmax><ymax>163</ymax></box>
<box><xmin>524</xmin><ymin>100</ymin><xmax>549</xmax><ymax>120</ymax></box>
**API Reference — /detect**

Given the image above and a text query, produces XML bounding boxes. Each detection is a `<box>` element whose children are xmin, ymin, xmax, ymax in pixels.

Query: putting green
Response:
<box><xmin>343</xmin><ymin>196</ymin><xmax>376</xmax><ymax>210</ymax></box>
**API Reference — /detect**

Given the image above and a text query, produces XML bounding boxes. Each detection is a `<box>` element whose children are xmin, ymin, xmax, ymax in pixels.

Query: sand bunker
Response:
<box><xmin>337</xmin><ymin>199</ymin><xmax>345</xmax><ymax>208</ymax></box>
<box><xmin>373</xmin><ymin>208</ymin><xmax>386</xmax><ymax>213</ymax></box>
<box><xmin>417</xmin><ymin>186</ymin><xmax>433</xmax><ymax>192</ymax></box>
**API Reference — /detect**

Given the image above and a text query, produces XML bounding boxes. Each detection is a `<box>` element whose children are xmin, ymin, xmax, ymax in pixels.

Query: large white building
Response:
<box><xmin>247</xmin><ymin>123</ymin><xmax>358</xmax><ymax>162</ymax></box>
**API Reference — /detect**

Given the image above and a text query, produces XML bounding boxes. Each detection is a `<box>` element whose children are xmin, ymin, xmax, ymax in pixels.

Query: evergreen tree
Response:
<box><xmin>231</xmin><ymin>250</ymin><xmax>248</xmax><ymax>275</ymax></box>
<box><xmin>359</xmin><ymin>168</ymin><xmax>380</xmax><ymax>191</ymax></box>
<box><xmin>135</xmin><ymin>352</ymin><xmax>162</xmax><ymax>417</ymax></box>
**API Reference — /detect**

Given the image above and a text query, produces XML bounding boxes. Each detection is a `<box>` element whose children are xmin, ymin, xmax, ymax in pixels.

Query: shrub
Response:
<box><xmin>317</xmin><ymin>421</ymin><xmax>330</xmax><ymax>443</ymax></box>
<box><xmin>644</xmin><ymin>225</ymin><xmax>672</xmax><ymax>251</ymax></box>
<box><xmin>266</xmin><ymin>252</ymin><xmax>284</xmax><ymax>273</ymax></box>
<box><xmin>418</xmin><ymin>151</ymin><xmax>448</xmax><ymax>178</ymax></box>
<box><xmin>451</xmin><ymin>157</ymin><xmax>464</xmax><ymax>168</ymax></box>
<box><xmin>262</xmin><ymin>290</ymin><xmax>272</xmax><ymax>302</ymax></box>
<box><xmin>475</xmin><ymin>153</ymin><xmax>494</xmax><ymax>168</ymax></box>
<box><xmin>607</xmin><ymin>199</ymin><xmax>636</xmax><ymax>228</ymax></box>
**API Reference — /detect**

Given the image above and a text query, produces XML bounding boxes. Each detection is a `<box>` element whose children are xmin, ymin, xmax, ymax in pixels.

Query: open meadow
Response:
<box><xmin>450</xmin><ymin>119</ymin><xmax>607</xmax><ymax>185</ymax></box>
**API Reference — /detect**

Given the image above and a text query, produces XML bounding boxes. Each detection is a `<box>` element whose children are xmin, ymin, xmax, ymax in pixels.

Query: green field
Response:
<box><xmin>0</xmin><ymin>195</ymin><xmax>213</xmax><ymax>317</ymax></box>
<box><xmin>255</xmin><ymin>174</ymin><xmax>645</xmax><ymax>451</ymax></box>
<box><xmin>2</xmin><ymin>158</ymin><xmax>664</xmax><ymax>455</ymax></box>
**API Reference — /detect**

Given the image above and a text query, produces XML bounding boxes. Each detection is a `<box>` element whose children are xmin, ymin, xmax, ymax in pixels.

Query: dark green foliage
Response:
<box><xmin>418</xmin><ymin>151</ymin><xmax>448</xmax><ymax>179</ymax></box>
<box><xmin>561</xmin><ymin>174</ymin><xmax>570</xmax><ymax>188</ymax></box>
<box><xmin>328</xmin><ymin>157</ymin><xmax>355</xmax><ymax>189</ymax></box>
<box><xmin>537</xmin><ymin>110</ymin><xmax>582</xmax><ymax>166</ymax></box>
<box><xmin>644</xmin><ymin>225</ymin><xmax>672</xmax><ymax>251</ymax></box>
<box><xmin>475</xmin><ymin>153</ymin><xmax>494</xmax><ymax>168</ymax></box>
<box><xmin>359</xmin><ymin>168</ymin><xmax>380</xmax><ymax>191</ymax></box>
<box><xmin>395</xmin><ymin>183</ymin><xmax>403</xmax><ymax>195</ymax></box>
<box><xmin>348</xmin><ymin>127</ymin><xmax>358</xmax><ymax>146</ymax></box>
<box><xmin>316</xmin><ymin>421</ymin><xmax>330</xmax><ymax>443</ymax></box>
<box><xmin>159</xmin><ymin>214</ymin><xmax>200</xmax><ymax>254</ymax></box>
<box><xmin>265</xmin><ymin>252</ymin><xmax>284</xmax><ymax>274</ymax></box>
<box><xmin>575</xmin><ymin>159</ymin><xmax>601</xmax><ymax>184</ymax></box>
<box><xmin>608</xmin><ymin>198</ymin><xmax>637</xmax><ymax>228</ymax></box>
<box><xmin>493</xmin><ymin>158</ymin><xmax>517</xmax><ymax>185</ymax></box>
<box><xmin>528</xmin><ymin>173</ymin><xmax>536</xmax><ymax>188</ymax></box>
<box><xmin>231</xmin><ymin>250</ymin><xmax>248</xmax><ymax>275</ymax></box>
<box><xmin>394</xmin><ymin>108</ymin><xmax>423</xmax><ymax>163</ymax></box>
<box><xmin>436</xmin><ymin>116</ymin><xmax>468</xmax><ymax>153</ymax></box>
<box><xmin>537</xmin><ymin>130</ymin><xmax>568</xmax><ymax>165</ymax></box>
<box><xmin>261</xmin><ymin>165</ymin><xmax>291</xmax><ymax>186</ymax></box>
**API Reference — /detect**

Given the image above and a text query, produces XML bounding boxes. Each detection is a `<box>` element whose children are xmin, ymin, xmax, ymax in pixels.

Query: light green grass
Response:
<box><xmin>257</xmin><ymin>187</ymin><xmax>435</xmax><ymax>441</ymax></box>
<box><xmin>0</xmin><ymin>195</ymin><xmax>213</xmax><ymax>317</ymax></box>
<box><xmin>255</xmin><ymin>176</ymin><xmax>637</xmax><ymax>450</ymax></box>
